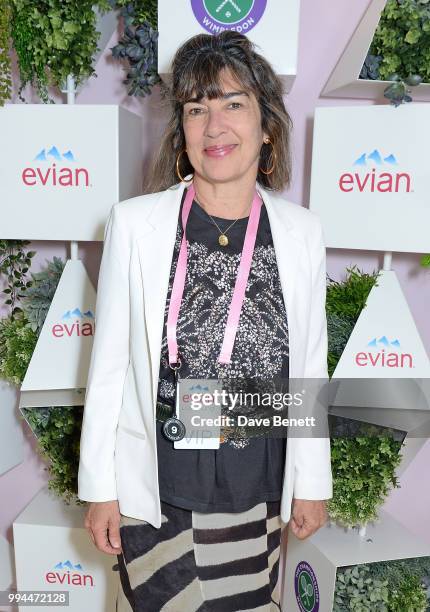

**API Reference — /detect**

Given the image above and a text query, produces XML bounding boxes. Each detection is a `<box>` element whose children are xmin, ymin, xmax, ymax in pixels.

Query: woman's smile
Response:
<box><xmin>203</xmin><ymin>144</ymin><xmax>238</xmax><ymax>158</ymax></box>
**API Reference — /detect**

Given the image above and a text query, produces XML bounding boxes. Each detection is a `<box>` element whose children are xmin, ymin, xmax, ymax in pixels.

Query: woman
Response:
<box><xmin>78</xmin><ymin>31</ymin><xmax>333</xmax><ymax>611</ymax></box>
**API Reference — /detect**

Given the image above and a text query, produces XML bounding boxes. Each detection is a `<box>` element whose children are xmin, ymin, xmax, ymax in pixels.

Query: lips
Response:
<box><xmin>204</xmin><ymin>144</ymin><xmax>237</xmax><ymax>158</ymax></box>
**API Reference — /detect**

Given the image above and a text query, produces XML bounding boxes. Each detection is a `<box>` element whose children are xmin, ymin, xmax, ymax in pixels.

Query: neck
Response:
<box><xmin>192</xmin><ymin>173</ymin><xmax>257</xmax><ymax>220</ymax></box>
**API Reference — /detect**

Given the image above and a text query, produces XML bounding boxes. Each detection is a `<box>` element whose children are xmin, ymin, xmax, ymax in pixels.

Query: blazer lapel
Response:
<box><xmin>137</xmin><ymin>182</ymin><xmax>187</xmax><ymax>405</ymax></box>
<box><xmin>137</xmin><ymin>180</ymin><xmax>304</xmax><ymax>406</ymax></box>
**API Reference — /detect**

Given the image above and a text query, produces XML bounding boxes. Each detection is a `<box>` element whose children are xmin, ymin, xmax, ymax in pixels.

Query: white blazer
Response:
<box><xmin>77</xmin><ymin>179</ymin><xmax>333</xmax><ymax>528</ymax></box>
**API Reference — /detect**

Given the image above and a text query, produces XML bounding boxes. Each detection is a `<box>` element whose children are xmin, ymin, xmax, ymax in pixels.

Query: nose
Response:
<box><xmin>204</xmin><ymin>108</ymin><xmax>227</xmax><ymax>139</ymax></box>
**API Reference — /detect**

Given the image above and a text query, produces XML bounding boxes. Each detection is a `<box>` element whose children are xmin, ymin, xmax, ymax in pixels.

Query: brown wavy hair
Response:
<box><xmin>144</xmin><ymin>30</ymin><xmax>293</xmax><ymax>194</ymax></box>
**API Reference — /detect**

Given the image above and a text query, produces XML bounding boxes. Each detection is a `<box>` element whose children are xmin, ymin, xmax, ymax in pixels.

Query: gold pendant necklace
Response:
<box><xmin>194</xmin><ymin>193</ymin><xmax>250</xmax><ymax>247</ymax></box>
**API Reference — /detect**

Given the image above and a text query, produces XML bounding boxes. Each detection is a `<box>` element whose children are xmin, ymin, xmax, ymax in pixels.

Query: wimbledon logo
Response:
<box><xmin>355</xmin><ymin>336</ymin><xmax>413</xmax><ymax>368</ymax></box>
<box><xmin>339</xmin><ymin>149</ymin><xmax>412</xmax><ymax>193</ymax></box>
<box><xmin>22</xmin><ymin>146</ymin><xmax>90</xmax><ymax>188</ymax></box>
<box><xmin>191</xmin><ymin>0</ymin><xmax>267</xmax><ymax>34</ymax></box>
<box><xmin>294</xmin><ymin>561</ymin><xmax>319</xmax><ymax>612</ymax></box>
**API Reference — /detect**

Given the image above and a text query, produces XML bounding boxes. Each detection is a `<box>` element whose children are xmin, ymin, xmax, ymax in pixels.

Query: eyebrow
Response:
<box><xmin>184</xmin><ymin>91</ymin><xmax>249</xmax><ymax>104</ymax></box>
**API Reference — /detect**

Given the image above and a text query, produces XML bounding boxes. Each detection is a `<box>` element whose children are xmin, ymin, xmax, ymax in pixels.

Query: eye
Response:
<box><xmin>187</xmin><ymin>106</ymin><xmax>206</xmax><ymax>115</ymax></box>
<box><xmin>229</xmin><ymin>101</ymin><xmax>242</xmax><ymax>109</ymax></box>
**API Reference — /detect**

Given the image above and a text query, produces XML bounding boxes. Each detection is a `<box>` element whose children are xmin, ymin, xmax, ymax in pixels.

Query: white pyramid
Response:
<box><xmin>19</xmin><ymin>260</ymin><xmax>97</xmax><ymax>408</ymax></box>
<box><xmin>332</xmin><ymin>270</ymin><xmax>430</xmax><ymax>426</ymax></box>
<box><xmin>333</xmin><ymin>269</ymin><xmax>430</xmax><ymax>380</ymax></box>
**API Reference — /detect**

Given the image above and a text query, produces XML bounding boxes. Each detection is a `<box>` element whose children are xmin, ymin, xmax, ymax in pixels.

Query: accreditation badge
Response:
<box><xmin>174</xmin><ymin>379</ymin><xmax>222</xmax><ymax>449</ymax></box>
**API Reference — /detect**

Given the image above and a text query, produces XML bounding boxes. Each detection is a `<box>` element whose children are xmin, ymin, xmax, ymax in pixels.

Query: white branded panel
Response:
<box><xmin>310</xmin><ymin>104</ymin><xmax>430</xmax><ymax>253</ymax></box>
<box><xmin>0</xmin><ymin>105</ymin><xmax>142</xmax><ymax>241</ymax></box>
<box><xmin>158</xmin><ymin>0</ymin><xmax>300</xmax><ymax>89</ymax></box>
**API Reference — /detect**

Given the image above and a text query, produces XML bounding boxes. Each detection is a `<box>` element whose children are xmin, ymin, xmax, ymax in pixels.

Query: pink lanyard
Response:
<box><xmin>167</xmin><ymin>182</ymin><xmax>263</xmax><ymax>366</ymax></box>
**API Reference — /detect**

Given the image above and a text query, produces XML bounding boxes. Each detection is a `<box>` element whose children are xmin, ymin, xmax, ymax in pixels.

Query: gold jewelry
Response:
<box><xmin>194</xmin><ymin>193</ymin><xmax>249</xmax><ymax>247</ymax></box>
<box><xmin>259</xmin><ymin>138</ymin><xmax>276</xmax><ymax>175</ymax></box>
<box><xmin>176</xmin><ymin>149</ymin><xmax>193</xmax><ymax>182</ymax></box>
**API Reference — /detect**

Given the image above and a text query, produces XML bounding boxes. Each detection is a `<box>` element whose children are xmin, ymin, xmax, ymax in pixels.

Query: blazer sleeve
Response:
<box><xmin>292</xmin><ymin>213</ymin><xmax>333</xmax><ymax>501</ymax></box>
<box><xmin>77</xmin><ymin>203</ymin><xmax>130</xmax><ymax>502</ymax></box>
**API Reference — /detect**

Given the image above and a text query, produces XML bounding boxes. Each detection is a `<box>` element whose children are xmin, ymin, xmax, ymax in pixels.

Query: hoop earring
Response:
<box><xmin>176</xmin><ymin>149</ymin><xmax>194</xmax><ymax>182</ymax></box>
<box><xmin>259</xmin><ymin>138</ymin><xmax>276</xmax><ymax>175</ymax></box>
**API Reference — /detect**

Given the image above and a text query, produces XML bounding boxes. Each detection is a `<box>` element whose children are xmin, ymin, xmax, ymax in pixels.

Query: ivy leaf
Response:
<box><xmin>420</xmin><ymin>254</ymin><xmax>430</xmax><ymax>267</ymax></box>
<box><xmin>63</xmin><ymin>22</ymin><xmax>80</xmax><ymax>35</ymax></box>
<box><xmin>405</xmin><ymin>28</ymin><xmax>422</xmax><ymax>44</ymax></box>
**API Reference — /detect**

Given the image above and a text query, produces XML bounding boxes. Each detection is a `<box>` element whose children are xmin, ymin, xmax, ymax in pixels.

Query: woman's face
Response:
<box><xmin>182</xmin><ymin>68</ymin><xmax>267</xmax><ymax>185</ymax></box>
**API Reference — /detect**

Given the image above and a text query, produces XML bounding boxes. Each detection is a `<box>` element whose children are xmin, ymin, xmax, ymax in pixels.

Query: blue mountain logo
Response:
<box><xmin>62</xmin><ymin>308</ymin><xmax>94</xmax><ymax>320</ymax></box>
<box><xmin>33</xmin><ymin>146</ymin><xmax>76</xmax><ymax>162</ymax></box>
<box><xmin>367</xmin><ymin>336</ymin><xmax>401</xmax><ymax>349</ymax></box>
<box><xmin>354</xmin><ymin>150</ymin><xmax>398</xmax><ymax>167</ymax></box>
<box><xmin>190</xmin><ymin>384</ymin><xmax>210</xmax><ymax>391</ymax></box>
<box><xmin>54</xmin><ymin>560</ymin><xmax>83</xmax><ymax>571</ymax></box>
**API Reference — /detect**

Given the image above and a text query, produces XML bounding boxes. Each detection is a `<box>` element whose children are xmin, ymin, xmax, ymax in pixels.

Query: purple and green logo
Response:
<box><xmin>294</xmin><ymin>561</ymin><xmax>320</xmax><ymax>612</ymax></box>
<box><xmin>191</xmin><ymin>0</ymin><xmax>267</xmax><ymax>34</ymax></box>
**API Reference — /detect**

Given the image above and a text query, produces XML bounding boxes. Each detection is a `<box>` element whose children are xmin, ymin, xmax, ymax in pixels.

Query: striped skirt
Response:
<box><xmin>116</xmin><ymin>499</ymin><xmax>284</xmax><ymax>611</ymax></box>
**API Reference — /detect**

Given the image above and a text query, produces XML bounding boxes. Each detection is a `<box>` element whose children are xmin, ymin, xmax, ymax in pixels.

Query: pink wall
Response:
<box><xmin>2</xmin><ymin>0</ymin><xmax>429</xmax><ymax>552</ymax></box>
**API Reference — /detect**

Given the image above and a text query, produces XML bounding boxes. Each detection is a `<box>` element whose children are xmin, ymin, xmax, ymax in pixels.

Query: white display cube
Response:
<box><xmin>309</xmin><ymin>104</ymin><xmax>430</xmax><ymax>254</ymax></box>
<box><xmin>13</xmin><ymin>486</ymin><xmax>119</xmax><ymax>612</ymax></box>
<box><xmin>0</xmin><ymin>104</ymin><xmax>142</xmax><ymax>241</ymax></box>
<box><xmin>283</xmin><ymin>509</ymin><xmax>430</xmax><ymax>612</ymax></box>
<box><xmin>158</xmin><ymin>0</ymin><xmax>301</xmax><ymax>92</ymax></box>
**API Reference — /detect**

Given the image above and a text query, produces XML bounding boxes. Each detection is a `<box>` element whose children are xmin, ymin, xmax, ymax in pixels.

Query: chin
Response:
<box><xmin>201</xmin><ymin>168</ymin><xmax>245</xmax><ymax>184</ymax></box>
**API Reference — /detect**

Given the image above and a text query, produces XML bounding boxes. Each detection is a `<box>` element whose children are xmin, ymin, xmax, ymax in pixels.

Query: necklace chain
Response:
<box><xmin>193</xmin><ymin>192</ymin><xmax>250</xmax><ymax>240</ymax></box>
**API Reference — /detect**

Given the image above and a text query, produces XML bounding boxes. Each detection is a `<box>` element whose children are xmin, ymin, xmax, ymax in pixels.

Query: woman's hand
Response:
<box><xmin>289</xmin><ymin>499</ymin><xmax>328</xmax><ymax>540</ymax></box>
<box><xmin>84</xmin><ymin>500</ymin><xmax>123</xmax><ymax>555</ymax></box>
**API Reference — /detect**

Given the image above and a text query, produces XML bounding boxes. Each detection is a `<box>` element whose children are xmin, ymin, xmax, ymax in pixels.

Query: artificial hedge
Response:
<box><xmin>366</xmin><ymin>0</ymin><xmax>430</xmax><ymax>84</ymax></box>
<box><xmin>9</xmin><ymin>0</ymin><xmax>112</xmax><ymax>103</ymax></box>
<box><xmin>334</xmin><ymin>557</ymin><xmax>430</xmax><ymax>611</ymax></box>
<box><xmin>0</xmin><ymin>0</ymin><xmax>160</xmax><ymax>105</ymax></box>
<box><xmin>326</xmin><ymin>266</ymin><xmax>405</xmax><ymax>528</ymax></box>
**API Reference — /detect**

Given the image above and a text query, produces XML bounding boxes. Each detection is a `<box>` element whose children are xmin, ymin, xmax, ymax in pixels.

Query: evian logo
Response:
<box><xmin>355</xmin><ymin>336</ymin><xmax>413</xmax><ymax>368</ymax></box>
<box><xmin>22</xmin><ymin>146</ymin><xmax>90</xmax><ymax>188</ymax></box>
<box><xmin>339</xmin><ymin>150</ymin><xmax>412</xmax><ymax>193</ymax></box>
<box><xmin>52</xmin><ymin>308</ymin><xmax>95</xmax><ymax>338</ymax></box>
<box><xmin>45</xmin><ymin>560</ymin><xmax>94</xmax><ymax>587</ymax></box>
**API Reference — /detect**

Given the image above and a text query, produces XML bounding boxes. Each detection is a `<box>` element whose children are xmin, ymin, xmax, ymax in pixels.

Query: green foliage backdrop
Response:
<box><xmin>369</xmin><ymin>0</ymin><xmax>430</xmax><ymax>82</ymax></box>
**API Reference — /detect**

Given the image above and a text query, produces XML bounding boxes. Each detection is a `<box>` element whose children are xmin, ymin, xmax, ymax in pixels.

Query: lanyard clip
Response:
<box><xmin>169</xmin><ymin>354</ymin><xmax>182</xmax><ymax>380</ymax></box>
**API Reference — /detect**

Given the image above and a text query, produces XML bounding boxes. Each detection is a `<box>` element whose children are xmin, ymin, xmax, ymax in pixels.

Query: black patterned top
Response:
<box><xmin>155</xmin><ymin>188</ymin><xmax>289</xmax><ymax>512</ymax></box>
